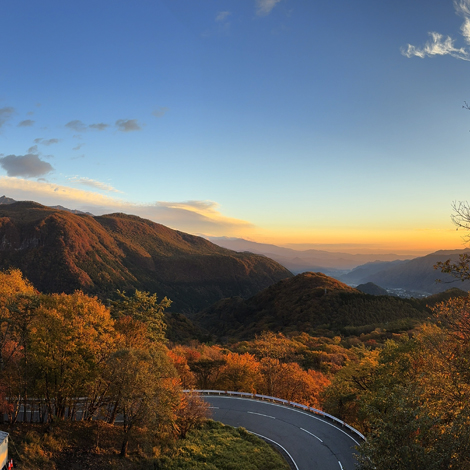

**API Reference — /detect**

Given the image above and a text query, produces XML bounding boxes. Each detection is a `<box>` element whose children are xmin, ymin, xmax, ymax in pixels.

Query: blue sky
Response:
<box><xmin>1</xmin><ymin>0</ymin><xmax>470</xmax><ymax>253</ymax></box>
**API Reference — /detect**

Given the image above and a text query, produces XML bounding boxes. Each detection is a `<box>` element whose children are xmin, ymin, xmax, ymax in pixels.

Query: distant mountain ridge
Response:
<box><xmin>338</xmin><ymin>260</ymin><xmax>408</xmax><ymax>284</ymax></box>
<box><xmin>0</xmin><ymin>196</ymin><xmax>16</xmax><ymax>205</ymax></box>
<box><xmin>0</xmin><ymin>195</ymin><xmax>92</xmax><ymax>215</ymax></box>
<box><xmin>0</xmin><ymin>200</ymin><xmax>292</xmax><ymax>311</ymax></box>
<box><xmin>208</xmin><ymin>236</ymin><xmax>414</xmax><ymax>273</ymax></box>
<box><xmin>337</xmin><ymin>250</ymin><xmax>470</xmax><ymax>295</ymax></box>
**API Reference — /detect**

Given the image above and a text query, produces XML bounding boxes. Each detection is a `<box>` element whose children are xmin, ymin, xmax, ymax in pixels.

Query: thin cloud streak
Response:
<box><xmin>88</xmin><ymin>123</ymin><xmax>108</xmax><ymax>131</ymax></box>
<box><xmin>18</xmin><ymin>119</ymin><xmax>35</xmax><ymax>127</ymax></box>
<box><xmin>0</xmin><ymin>107</ymin><xmax>14</xmax><ymax>129</ymax></box>
<box><xmin>33</xmin><ymin>138</ymin><xmax>59</xmax><ymax>146</ymax></box>
<box><xmin>0</xmin><ymin>177</ymin><xmax>255</xmax><ymax>236</ymax></box>
<box><xmin>255</xmin><ymin>0</ymin><xmax>282</xmax><ymax>16</ymax></box>
<box><xmin>66</xmin><ymin>120</ymin><xmax>109</xmax><ymax>132</ymax></box>
<box><xmin>216</xmin><ymin>11</ymin><xmax>231</xmax><ymax>22</ymax></box>
<box><xmin>152</xmin><ymin>107</ymin><xmax>169</xmax><ymax>118</ymax></box>
<box><xmin>42</xmin><ymin>138</ymin><xmax>59</xmax><ymax>146</ymax></box>
<box><xmin>69</xmin><ymin>176</ymin><xmax>122</xmax><ymax>193</ymax></box>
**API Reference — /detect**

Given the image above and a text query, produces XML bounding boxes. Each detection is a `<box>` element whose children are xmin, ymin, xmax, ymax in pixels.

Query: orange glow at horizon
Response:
<box><xmin>249</xmin><ymin>227</ymin><xmax>467</xmax><ymax>254</ymax></box>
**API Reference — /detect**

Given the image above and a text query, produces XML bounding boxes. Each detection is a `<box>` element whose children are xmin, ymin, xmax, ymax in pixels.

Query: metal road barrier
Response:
<box><xmin>184</xmin><ymin>389</ymin><xmax>366</xmax><ymax>442</ymax></box>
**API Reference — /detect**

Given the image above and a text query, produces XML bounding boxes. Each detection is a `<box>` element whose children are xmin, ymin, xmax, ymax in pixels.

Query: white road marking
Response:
<box><xmin>247</xmin><ymin>411</ymin><xmax>275</xmax><ymax>419</ymax></box>
<box><xmin>248</xmin><ymin>430</ymin><xmax>300</xmax><ymax>470</ymax></box>
<box><xmin>210</xmin><ymin>396</ymin><xmax>361</xmax><ymax>445</ymax></box>
<box><xmin>300</xmin><ymin>427</ymin><xmax>323</xmax><ymax>442</ymax></box>
<box><xmin>338</xmin><ymin>461</ymin><xmax>344</xmax><ymax>470</ymax></box>
<box><xmin>209</xmin><ymin>406</ymin><xmax>219</xmax><ymax>409</ymax></box>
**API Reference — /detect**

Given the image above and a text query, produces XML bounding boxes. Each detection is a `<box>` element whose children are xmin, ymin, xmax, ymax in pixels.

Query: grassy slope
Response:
<box><xmin>156</xmin><ymin>421</ymin><xmax>289</xmax><ymax>470</ymax></box>
<box><xmin>2</xmin><ymin>420</ymin><xmax>289</xmax><ymax>470</ymax></box>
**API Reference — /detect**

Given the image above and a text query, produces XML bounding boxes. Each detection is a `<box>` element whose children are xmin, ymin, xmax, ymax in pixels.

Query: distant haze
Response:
<box><xmin>208</xmin><ymin>236</ymin><xmax>416</xmax><ymax>274</ymax></box>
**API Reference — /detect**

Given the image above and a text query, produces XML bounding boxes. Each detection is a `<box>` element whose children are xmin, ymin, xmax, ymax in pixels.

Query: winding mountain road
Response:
<box><xmin>204</xmin><ymin>395</ymin><xmax>361</xmax><ymax>470</ymax></box>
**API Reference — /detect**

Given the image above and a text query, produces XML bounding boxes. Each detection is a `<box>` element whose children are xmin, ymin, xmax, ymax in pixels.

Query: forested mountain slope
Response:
<box><xmin>0</xmin><ymin>201</ymin><xmax>291</xmax><ymax>311</ymax></box>
<box><xmin>194</xmin><ymin>272</ymin><xmax>432</xmax><ymax>340</ymax></box>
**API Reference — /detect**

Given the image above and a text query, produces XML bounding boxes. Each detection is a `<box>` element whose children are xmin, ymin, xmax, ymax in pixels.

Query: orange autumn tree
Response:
<box><xmin>250</xmin><ymin>332</ymin><xmax>331</xmax><ymax>407</ymax></box>
<box><xmin>29</xmin><ymin>291</ymin><xmax>118</xmax><ymax>420</ymax></box>
<box><xmin>167</xmin><ymin>345</ymin><xmax>198</xmax><ymax>389</ymax></box>
<box><xmin>169</xmin><ymin>333</ymin><xmax>331</xmax><ymax>409</ymax></box>
<box><xmin>216</xmin><ymin>352</ymin><xmax>261</xmax><ymax>393</ymax></box>
<box><xmin>0</xmin><ymin>269</ymin><xmax>38</xmax><ymax>423</ymax></box>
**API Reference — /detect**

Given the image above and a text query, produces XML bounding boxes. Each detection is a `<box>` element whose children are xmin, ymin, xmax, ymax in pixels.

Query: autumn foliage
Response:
<box><xmin>5</xmin><ymin>266</ymin><xmax>469</xmax><ymax>469</ymax></box>
<box><xmin>0</xmin><ymin>269</ymin><xmax>208</xmax><ymax>458</ymax></box>
<box><xmin>168</xmin><ymin>332</ymin><xmax>332</xmax><ymax>409</ymax></box>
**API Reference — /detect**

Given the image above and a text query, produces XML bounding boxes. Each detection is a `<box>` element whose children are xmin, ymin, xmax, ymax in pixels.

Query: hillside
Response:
<box><xmin>193</xmin><ymin>272</ymin><xmax>430</xmax><ymax>340</ymax></box>
<box><xmin>355</xmin><ymin>282</ymin><xmax>389</xmax><ymax>296</ymax></box>
<box><xmin>0</xmin><ymin>201</ymin><xmax>291</xmax><ymax>311</ymax></box>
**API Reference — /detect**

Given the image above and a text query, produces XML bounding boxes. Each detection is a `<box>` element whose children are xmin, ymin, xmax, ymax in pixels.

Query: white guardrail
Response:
<box><xmin>184</xmin><ymin>389</ymin><xmax>366</xmax><ymax>442</ymax></box>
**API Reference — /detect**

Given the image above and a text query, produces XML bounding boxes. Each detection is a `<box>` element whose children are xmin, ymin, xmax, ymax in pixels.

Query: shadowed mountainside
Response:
<box><xmin>355</xmin><ymin>282</ymin><xmax>389</xmax><ymax>296</ymax></box>
<box><xmin>0</xmin><ymin>201</ymin><xmax>292</xmax><ymax>311</ymax></box>
<box><xmin>193</xmin><ymin>272</ymin><xmax>433</xmax><ymax>341</ymax></box>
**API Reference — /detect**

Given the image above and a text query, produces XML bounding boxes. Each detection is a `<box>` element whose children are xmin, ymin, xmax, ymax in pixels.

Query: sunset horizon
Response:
<box><xmin>2</xmin><ymin>0</ymin><xmax>470</xmax><ymax>257</ymax></box>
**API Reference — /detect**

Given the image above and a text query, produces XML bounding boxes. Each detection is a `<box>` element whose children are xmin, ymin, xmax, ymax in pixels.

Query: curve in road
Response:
<box><xmin>204</xmin><ymin>395</ymin><xmax>361</xmax><ymax>470</ymax></box>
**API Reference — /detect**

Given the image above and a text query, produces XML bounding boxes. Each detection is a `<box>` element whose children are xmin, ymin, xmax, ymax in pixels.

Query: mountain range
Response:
<box><xmin>209</xmin><ymin>236</ymin><xmax>470</xmax><ymax>297</ymax></box>
<box><xmin>2</xmin><ymin>196</ymin><xmax>469</xmax><ymax>315</ymax></box>
<box><xmin>208</xmin><ymin>236</ymin><xmax>414</xmax><ymax>274</ymax></box>
<box><xmin>0</xmin><ymin>199</ymin><xmax>291</xmax><ymax>311</ymax></box>
<box><xmin>337</xmin><ymin>250</ymin><xmax>470</xmax><ymax>295</ymax></box>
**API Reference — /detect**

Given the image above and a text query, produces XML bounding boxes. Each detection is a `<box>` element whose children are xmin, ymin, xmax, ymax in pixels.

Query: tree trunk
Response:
<box><xmin>120</xmin><ymin>435</ymin><xmax>129</xmax><ymax>458</ymax></box>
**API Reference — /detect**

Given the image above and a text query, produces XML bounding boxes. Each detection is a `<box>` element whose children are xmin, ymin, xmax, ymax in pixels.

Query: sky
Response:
<box><xmin>1</xmin><ymin>0</ymin><xmax>470</xmax><ymax>255</ymax></box>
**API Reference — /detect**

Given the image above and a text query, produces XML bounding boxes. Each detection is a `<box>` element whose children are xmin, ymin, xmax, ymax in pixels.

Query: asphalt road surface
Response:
<box><xmin>204</xmin><ymin>396</ymin><xmax>361</xmax><ymax>470</ymax></box>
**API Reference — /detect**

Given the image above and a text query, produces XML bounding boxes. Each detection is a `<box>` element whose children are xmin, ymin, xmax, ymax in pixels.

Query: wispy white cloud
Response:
<box><xmin>403</xmin><ymin>0</ymin><xmax>470</xmax><ymax>60</ymax></box>
<box><xmin>0</xmin><ymin>154</ymin><xmax>54</xmax><ymax>178</ymax></box>
<box><xmin>69</xmin><ymin>176</ymin><xmax>122</xmax><ymax>193</ymax></box>
<box><xmin>461</xmin><ymin>17</ymin><xmax>470</xmax><ymax>43</ymax></box>
<box><xmin>255</xmin><ymin>0</ymin><xmax>282</xmax><ymax>16</ymax></box>
<box><xmin>152</xmin><ymin>107</ymin><xmax>169</xmax><ymax>118</ymax></box>
<box><xmin>216</xmin><ymin>11</ymin><xmax>231</xmax><ymax>22</ymax></box>
<box><xmin>456</xmin><ymin>0</ymin><xmax>470</xmax><ymax>17</ymax></box>
<box><xmin>72</xmin><ymin>143</ymin><xmax>85</xmax><ymax>151</ymax></box>
<box><xmin>402</xmin><ymin>32</ymin><xmax>470</xmax><ymax>60</ymax></box>
<box><xmin>0</xmin><ymin>177</ymin><xmax>255</xmax><ymax>236</ymax></box>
